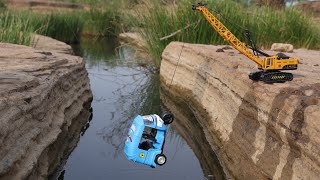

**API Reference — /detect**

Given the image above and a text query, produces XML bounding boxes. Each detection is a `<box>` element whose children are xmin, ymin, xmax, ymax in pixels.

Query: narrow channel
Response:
<box><xmin>53</xmin><ymin>38</ymin><xmax>225</xmax><ymax>180</ymax></box>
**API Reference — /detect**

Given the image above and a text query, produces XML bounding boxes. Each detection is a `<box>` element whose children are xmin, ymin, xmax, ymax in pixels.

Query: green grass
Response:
<box><xmin>0</xmin><ymin>10</ymin><xmax>34</xmax><ymax>45</ymax></box>
<box><xmin>80</xmin><ymin>9</ymin><xmax>123</xmax><ymax>37</ymax></box>
<box><xmin>248</xmin><ymin>7</ymin><xmax>320</xmax><ymax>49</ymax></box>
<box><xmin>0</xmin><ymin>0</ymin><xmax>134</xmax><ymax>45</ymax></box>
<box><xmin>0</xmin><ymin>9</ymin><xmax>123</xmax><ymax>45</ymax></box>
<box><xmin>31</xmin><ymin>12</ymin><xmax>83</xmax><ymax>43</ymax></box>
<box><xmin>0</xmin><ymin>10</ymin><xmax>84</xmax><ymax>45</ymax></box>
<box><xmin>1</xmin><ymin>0</ymin><xmax>319</xmax><ymax>68</ymax></box>
<box><xmin>139</xmin><ymin>0</ymin><xmax>320</xmax><ymax>65</ymax></box>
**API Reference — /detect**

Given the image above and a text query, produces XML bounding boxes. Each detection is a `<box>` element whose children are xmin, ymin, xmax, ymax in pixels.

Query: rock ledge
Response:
<box><xmin>0</xmin><ymin>42</ymin><xmax>92</xmax><ymax>179</ymax></box>
<box><xmin>160</xmin><ymin>42</ymin><xmax>320</xmax><ymax>180</ymax></box>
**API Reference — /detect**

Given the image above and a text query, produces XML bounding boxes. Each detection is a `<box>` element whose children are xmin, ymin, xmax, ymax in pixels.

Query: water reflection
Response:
<box><xmin>95</xmin><ymin>66</ymin><xmax>159</xmax><ymax>158</ymax></box>
<box><xmin>80</xmin><ymin>111</ymin><xmax>93</xmax><ymax>137</ymax></box>
<box><xmin>55</xmin><ymin>38</ymin><xmax>206</xmax><ymax>180</ymax></box>
<box><xmin>160</xmin><ymin>87</ymin><xmax>226</xmax><ymax>179</ymax></box>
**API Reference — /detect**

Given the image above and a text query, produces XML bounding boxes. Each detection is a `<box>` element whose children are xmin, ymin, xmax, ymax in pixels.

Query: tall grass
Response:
<box><xmin>76</xmin><ymin>1</ymin><xmax>141</xmax><ymax>37</ymax></box>
<box><xmin>80</xmin><ymin>9</ymin><xmax>123</xmax><ymax>37</ymax></box>
<box><xmin>249</xmin><ymin>7</ymin><xmax>320</xmax><ymax>49</ymax></box>
<box><xmin>0</xmin><ymin>10</ymin><xmax>34</xmax><ymax>45</ymax></box>
<box><xmin>139</xmin><ymin>0</ymin><xmax>320</xmax><ymax>65</ymax></box>
<box><xmin>0</xmin><ymin>9</ymin><xmax>123</xmax><ymax>45</ymax></box>
<box><xmin>0</xmin><ymin>10</ymin><xmax>84</xmax><ymax>45</ymax></box>
<box><xmin>0</xmin><ymin>5</ymin><xmax>130</xmax><ymax>45</ymax></box>
<box><xmin>30</xmin><ymin>12</ymin><xmax>84</xmax><ymax>43</ymax></box>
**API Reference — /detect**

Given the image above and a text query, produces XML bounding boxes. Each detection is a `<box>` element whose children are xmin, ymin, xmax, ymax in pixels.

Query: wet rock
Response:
<box><xmin>119</xmin><ymin>32</ymin><xmax>147</xmax><ymax>51</ymax></box>
<box><xmin>271</xmin><ymin>43</ymin><xmax>294</xmax><ymax>53</ymax></box>
<box><xmin>0</xmin><ymin>42</ymin><xmax>92</xmax><ymax>179</ymax></box>
<box><xmin>119</xmin><ymin>32</ymin><xmax>152</xmax><ymax>64</ymax></box>
<box><xmin>160</xmin><ymin>42</ymin><xmax>320</xmax><ymax>180</ymax></box>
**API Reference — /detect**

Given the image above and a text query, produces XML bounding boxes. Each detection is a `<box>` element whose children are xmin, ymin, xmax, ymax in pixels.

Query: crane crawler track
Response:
<box><xmin>249</xmin><ymin>71</ymin><xmax>293</xmax><ymax>83</ymax></box>
<box><xmin>193</xmin><ymin>2</ymin><xmax>298</xmax><ymax>83</ymax></box>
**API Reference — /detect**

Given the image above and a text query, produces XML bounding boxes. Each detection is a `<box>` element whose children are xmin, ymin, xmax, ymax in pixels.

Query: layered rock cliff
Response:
<box><xmin>160</xmin><ymin>42</ymin><xmax>320</xmax><ymax>180</ymax></box>
<box><xmin>161</xmin><ymin>94</ymin><xmax>227</xmax><ymax>180</ymax></box>
<box><xmin>0</xmin><ymin>42</ymin><xmax>92</xmax><ymax>179</ymax></box>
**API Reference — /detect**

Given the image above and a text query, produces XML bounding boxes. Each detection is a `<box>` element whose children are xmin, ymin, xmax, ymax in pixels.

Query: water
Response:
<box><xmin>55</xmin><ymin>38</ymin><xmax>225</xmax><ymax>180</ymax></box>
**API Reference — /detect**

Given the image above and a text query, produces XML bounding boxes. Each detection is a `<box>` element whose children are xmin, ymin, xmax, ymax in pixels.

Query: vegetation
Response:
<box><xmin>0</xmin><ymin>10</ymin><xmax>83</xmax><ymax>45</ymax></box>
<box><xmin>80</xmin><ymin>9</ymin><xmax>125</xmax><ymax>37</ymax></box>
<box><xmin>0</xmin><ymin>6</ymin><xmax>126</xmax><ymax>45</ymax></box>
<box><xmin>139</xmin><ymin>0</ymin><xmax>320</xmax><ymax>64</ymax></box>
<box><xmin>0</xmin><ymin>0</ymin><xmax>319</xmax><ymax>66</ymax></box>
<box><xmin>0</xmin><ymin>11</ymin><xmax>34</xmax><ymax>45</ymax></box>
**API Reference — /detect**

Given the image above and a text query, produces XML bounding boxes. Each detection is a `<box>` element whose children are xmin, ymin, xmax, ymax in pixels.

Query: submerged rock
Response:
<box><xmin>160</xmin><ymin>42</ymin><xmax>320</xmax><ymax>180</ymax></box>
<box><xmin>119</xmin><ymin>32</ymin><xmax>147</xmax><ymax>51</ymax></box>
<box><xmin>119</xmin><ymin>32</ymin><xmax>152</xmax><ymax>62</ymax></box>
<box><xmin>0</xmin><ymin>42</ymin><xmax>92</xmax><ymax>179</ymax></box>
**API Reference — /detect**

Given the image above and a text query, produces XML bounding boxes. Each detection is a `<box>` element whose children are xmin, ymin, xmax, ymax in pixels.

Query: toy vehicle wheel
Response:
<box><xmin>161</xmin><ymin>112</ymin><xmax>174</xmax><ymax>125</ymax></box>
<box><xmin>155</xmin><ymin>154</ymin><xmax>166</xmax><ymax>166</ymax></box>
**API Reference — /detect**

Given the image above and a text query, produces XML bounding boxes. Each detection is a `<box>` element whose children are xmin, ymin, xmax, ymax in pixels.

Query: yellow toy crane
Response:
<box><xmin>192</xmin><ymin>2</ymin><xmax>298</xmax><ymax>83</ymax></box>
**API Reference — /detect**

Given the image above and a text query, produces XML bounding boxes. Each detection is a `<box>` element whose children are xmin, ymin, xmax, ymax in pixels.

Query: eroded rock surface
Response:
<box><xmin>161</xmin><ymin>93</ymin><xmax>227</xmax><ymax>180</ymax></box>
<box><xmin>160</xmin><ymin>42</ymin><xmax>320</xmax><ymax>180</ymax></box>
<box><xmin>32</xmin><ymin>34</ymin><xmax>74</xmax><ymax>55</ymax></box>
<box><xmin>0</xmin><ymin>43</ymin><xmax>92</xmax><ymax>179</ymax></box>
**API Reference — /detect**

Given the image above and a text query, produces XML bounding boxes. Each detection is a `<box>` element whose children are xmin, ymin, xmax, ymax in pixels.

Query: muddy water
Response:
<box><xmin>53</xmin><ymin>38</ymin><xmax>225</xmax><ymax>180</ymax></box>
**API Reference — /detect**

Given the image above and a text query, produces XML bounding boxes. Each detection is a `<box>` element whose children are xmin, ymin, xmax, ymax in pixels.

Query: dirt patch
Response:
<box><xmin>297</xmin><ymin>1</ymin><xmax>320</xmax><ymax>17</ymax></box>
<box><xmin>7</xmin><ymin>0</ymin><xmax>89</xmax><ymax>11</ymax></box>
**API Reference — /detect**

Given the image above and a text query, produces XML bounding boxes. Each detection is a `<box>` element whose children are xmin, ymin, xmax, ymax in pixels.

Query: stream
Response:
<box><xmin>53</xmin><ymin>38</ymin><xmax>225</xmax><ymax>180</ymax></box>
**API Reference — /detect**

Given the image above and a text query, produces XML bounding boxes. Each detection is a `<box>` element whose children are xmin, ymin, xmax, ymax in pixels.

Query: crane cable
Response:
<box><xmin>169</xmin><ymin>43</ymin><xmax>185</xmax><ymax>90</ymax></box>
<box><xmin>169</xmin><ymin>3</ymin><xmax>254</xmax><ymax>91</ymax></box>
<box><xmin>208</xmin><ymin>5</ymin><xmax>252</xmax><ymax>44</ymax></box>
<box><xmin>207</xmin><ymin>4</ymin><xmax>261</xmax><ymax>56</ymax></box>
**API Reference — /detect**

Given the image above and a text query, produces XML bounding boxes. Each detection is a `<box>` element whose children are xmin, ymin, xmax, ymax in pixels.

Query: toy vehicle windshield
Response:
<box><xmin>142</xmin><ymin>115</ymin><xmax>154</xmax><ymax>125</ymax></box>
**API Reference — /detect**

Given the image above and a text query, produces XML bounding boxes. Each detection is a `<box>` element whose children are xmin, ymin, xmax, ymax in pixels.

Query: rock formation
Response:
<box><xmin>32</xmin><ymin>34</ymin><xmax>74</xmax><ymax>55</ymax></box>
<box><xmin>0</xmin><ymin>42</ymin><xmax>92</xmax><ymax>179</ymax></box>
<box><xmin>161</xmin><ymin>95</ymin><xmax>227</xmax><ymax>180</ymax></box>
<box><xmin>160</xmin><ymin>42</ymin><xmax>320</xmax><ymax>180</ymax></box>
<box><xmin>119</xmin><ymin>32</ymin><xmax>152</xmax><ymax>62</ymax></box>
<box><xmin>119</xmin><ymin>33</ymin><xmax>147</xmax><ymax>51</ymax></box>
<box><xmin>271</xmin><ymin>43</ymin><xmax>294</xmax><ymax>53</ymax></box>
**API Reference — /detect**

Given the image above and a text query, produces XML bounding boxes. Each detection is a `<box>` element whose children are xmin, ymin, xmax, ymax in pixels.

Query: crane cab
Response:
<box><xmin>262</xmin><ymin>55</ymin><xmax>298</xmax><ymax>70</ymax></box>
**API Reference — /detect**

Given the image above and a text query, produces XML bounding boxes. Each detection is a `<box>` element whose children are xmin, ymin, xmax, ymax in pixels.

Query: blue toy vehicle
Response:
<box><xmin>124</xmin><ymin>112</ymin><xmax>174</xmax><ymax>167</ymax></box>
